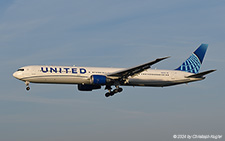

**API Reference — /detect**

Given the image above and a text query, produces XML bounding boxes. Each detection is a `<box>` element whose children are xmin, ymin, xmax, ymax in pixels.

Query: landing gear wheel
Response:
<box><xmin>105</xmin><ymin>92</ymin><xmax>115</xmax><ymax>97</ymax></box>
<box><xmin>105</xmin><ymin>92</ymin><xmax>110</xmax><ymax>97</ymax></box>
<box><xmin>118</xmin><ymin>88</ymin><xmax>123</xmax><ymax>92</ymax></box>
<box><xmin>105</xmin><ymin>85</ymin><xmax>123</xmax><ymax>97</ymax></box>
<box><xmin>26</xmin><ymin>87</ymin><xmax>30</xmax><ymax>91</ymax></box>
<box><xmin>113</xmin><ymin>89</ymin><xmax>118</xmax><ymax>93</ymax></box>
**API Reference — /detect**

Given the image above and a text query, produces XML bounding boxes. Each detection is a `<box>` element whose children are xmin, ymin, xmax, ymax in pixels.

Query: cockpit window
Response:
<box><xmin>17</xmin><ymin>69</ymin><xmax>24</xmax><ymax>71</ymax></box>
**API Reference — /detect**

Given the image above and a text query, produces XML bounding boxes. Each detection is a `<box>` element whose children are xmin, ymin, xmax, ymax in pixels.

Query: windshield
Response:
<box><xmin>17</xmin><ymin>69</ymin><xmax>24</xmax><ymax>71</ymax></box>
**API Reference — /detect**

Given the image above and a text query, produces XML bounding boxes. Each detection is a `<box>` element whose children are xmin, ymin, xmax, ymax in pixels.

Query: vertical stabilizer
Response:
<box><xmin>175</xmin><ymin>44</ymin><xmax>208</xmax><ymax>74</ymax></box>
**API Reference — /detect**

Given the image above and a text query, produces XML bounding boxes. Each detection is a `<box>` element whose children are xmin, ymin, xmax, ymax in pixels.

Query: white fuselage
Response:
<box><xmin>13</xmin><ymin>65</ymin><xmax>203</xmax><ymax>87</ymax></box>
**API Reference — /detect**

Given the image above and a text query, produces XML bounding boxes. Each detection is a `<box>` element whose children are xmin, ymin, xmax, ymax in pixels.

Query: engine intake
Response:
<box><xmin>78</xmin><ymin>84</ymin><xmax>101</xmax><ymax>91</ymax></box>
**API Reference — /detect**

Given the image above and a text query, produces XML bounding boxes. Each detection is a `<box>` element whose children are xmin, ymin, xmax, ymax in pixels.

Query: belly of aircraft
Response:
<box><xmin>126</xmin><ymin>78</ymin><xmax>172</xmax><ymax>87</ymax></box>
<box><xmin>22</xmin><ymin>75</ymin><xmax>90</xmax><ymax>84</ymax></box>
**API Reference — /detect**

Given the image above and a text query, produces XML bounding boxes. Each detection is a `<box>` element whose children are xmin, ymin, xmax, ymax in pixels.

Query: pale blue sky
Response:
<box><xmin>0</xmin><ymin>0</ymin><xmax>224</xmax><ymax>141</ymax></box>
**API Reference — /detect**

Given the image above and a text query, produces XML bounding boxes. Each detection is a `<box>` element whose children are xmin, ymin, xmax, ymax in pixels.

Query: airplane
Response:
<box><xmin>13</xmin><ymin>44</ymin><xmax>216</xmax><ymax>97</ymax></box>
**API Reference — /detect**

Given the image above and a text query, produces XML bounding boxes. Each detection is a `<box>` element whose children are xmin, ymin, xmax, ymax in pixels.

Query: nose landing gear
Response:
<box><xmin>25</xmin><ymin>81</ymin><xmax>30</xmax><ymax>91</ymax></box>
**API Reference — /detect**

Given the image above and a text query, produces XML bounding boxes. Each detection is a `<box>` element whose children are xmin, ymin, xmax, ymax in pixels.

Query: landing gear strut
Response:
<box><xmin>105</xmin><ymin>85</ymin><xmax>123</xmax><ymax>97</ymax></box>
<box><xmin>25</xmin><ymin>81</ymin><xmax>30</xmax><ymax>91</ymax></box>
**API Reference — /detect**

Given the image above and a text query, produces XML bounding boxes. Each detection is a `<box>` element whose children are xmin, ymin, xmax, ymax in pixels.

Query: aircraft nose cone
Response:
<box><xmin>13</xmin><ymin>72</ymin><xmax>19</xmax><ymax>79</ymax></box>
<box><xmin>13</xmin><ymin>72</ymin><xmax>17</xmax><ymax>78</ymax></box>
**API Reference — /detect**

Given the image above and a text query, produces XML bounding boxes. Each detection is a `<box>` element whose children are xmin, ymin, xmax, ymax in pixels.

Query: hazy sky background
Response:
<box><xmin>0</xmin><ymin>0</ymin><xmax>224</xmax><ymax>141</ymax></box>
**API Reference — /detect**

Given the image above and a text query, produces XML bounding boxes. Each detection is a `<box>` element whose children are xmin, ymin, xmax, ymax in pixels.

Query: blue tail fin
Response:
<box><xmin>175</xmin><ymin>44</ymin><xmax>208</xmax><ymax>74</ymax></box>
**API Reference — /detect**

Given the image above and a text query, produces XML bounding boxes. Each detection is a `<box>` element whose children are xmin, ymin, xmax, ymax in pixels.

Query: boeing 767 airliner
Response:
<box><xmin>13</xmin><ymin>44</ymin><xmax>216</xmax><ymax>97</ymax></box>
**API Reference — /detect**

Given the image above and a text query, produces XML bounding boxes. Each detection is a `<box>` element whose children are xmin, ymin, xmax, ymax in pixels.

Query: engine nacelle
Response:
<box><xmin>78</xmin><ymin>84</ymin><xmax>101</xmax><ymax>91</ymax></box>
<box><xmin>90</xmin><ymin>75</ymin><xmax>110</xmax><ymax>85</ymax></box>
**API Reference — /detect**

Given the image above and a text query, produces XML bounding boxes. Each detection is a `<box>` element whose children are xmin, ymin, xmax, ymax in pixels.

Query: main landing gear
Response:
<box><xmin>25</xmin><ymin>81</ymin><xmax>30</xmax><ymax>91</ymax></box>
<box><xmin>105</xmin><ymin>85</ymin><xmax>123</xmax><ymax>97</ymax></box>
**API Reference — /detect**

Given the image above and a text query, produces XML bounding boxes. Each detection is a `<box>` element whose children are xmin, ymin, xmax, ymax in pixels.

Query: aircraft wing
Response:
<box><xmin>186</xmin><ymin>69</ymin><xmax>216</xmax><ymax>78</ymax></box>
<box><xmin>108</xmin><ymin>56</ymin><xmax>170</xmax><ymax>78</ymax></box>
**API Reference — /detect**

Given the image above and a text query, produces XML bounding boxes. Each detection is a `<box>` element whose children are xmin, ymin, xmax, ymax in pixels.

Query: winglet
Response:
<box><xmin>155</xmin><ymin>56</ymin><xmax>171</xmax><ymax>63</ymax></box>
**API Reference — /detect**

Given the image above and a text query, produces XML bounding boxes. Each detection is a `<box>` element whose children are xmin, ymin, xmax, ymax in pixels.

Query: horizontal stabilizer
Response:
<box><xmin>186</xmin><ymin>69</ymin><xmax>216</xmax><ymax>78</ymax></box>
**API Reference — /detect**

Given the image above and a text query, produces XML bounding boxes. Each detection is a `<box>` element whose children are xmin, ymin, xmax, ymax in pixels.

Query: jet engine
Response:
<box><xmin>90</xmin><ymin>75</ymin><xmax>111</xmax><ymax>85</ymax></box>
<box><xmin>78</xmin><ymin>84</ymin><xmax>101</xmax><ymax>91</ymax></box>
